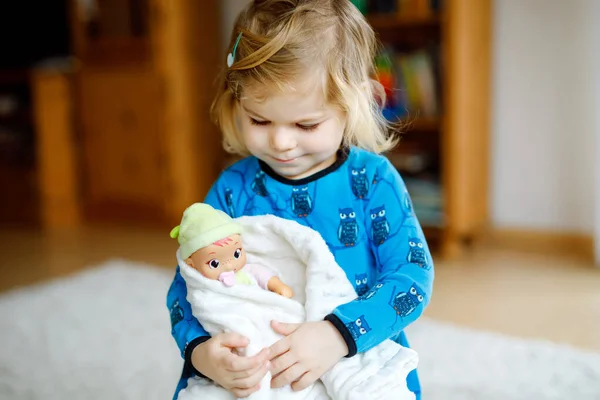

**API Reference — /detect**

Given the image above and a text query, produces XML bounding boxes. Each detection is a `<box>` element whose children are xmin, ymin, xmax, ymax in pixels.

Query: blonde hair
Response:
<box><xmin>210</xmin><ymin>0</ymin><xmax>398</xmax><ymax>156</ymax></box>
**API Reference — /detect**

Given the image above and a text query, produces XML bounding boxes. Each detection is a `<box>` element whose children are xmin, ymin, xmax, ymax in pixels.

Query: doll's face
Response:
<box><xmin>185</xmin><ymin>234</ymin><xmax>247</xmax><ymax>280</ymax></box>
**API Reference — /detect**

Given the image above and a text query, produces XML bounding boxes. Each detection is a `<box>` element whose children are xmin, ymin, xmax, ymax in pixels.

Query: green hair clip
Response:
<box><xmin>227</xmin><ymin>32</ymin><xmax>243</xmax><ymax>68</ymax></box>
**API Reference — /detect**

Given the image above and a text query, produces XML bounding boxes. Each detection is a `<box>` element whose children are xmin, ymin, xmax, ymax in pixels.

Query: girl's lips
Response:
<box><xmin>273</xmin><ymin>157</ymin><xmax>297</xmax><ymax>163</ymax></box>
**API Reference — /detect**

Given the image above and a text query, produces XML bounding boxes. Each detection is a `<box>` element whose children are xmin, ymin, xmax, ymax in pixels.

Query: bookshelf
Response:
<box><xmin>363</xmin><ymin>0</ymin><xmax>492</xmax><ymax>257</ymax></box>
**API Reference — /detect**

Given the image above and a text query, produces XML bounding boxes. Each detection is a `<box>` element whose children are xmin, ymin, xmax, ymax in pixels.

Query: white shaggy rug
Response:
<box><xmin>1</xmin><ymin>260</ymin><xmax>599</xmax><ymax>400</ymax></box>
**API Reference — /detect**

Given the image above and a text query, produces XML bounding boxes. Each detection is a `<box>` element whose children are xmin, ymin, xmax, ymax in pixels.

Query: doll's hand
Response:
<box><xmin>191</xmin><ymin>332</ymin><xmax>271</xmax><ymax>398</ymax></box>
<box><xmin>267</xmin><ymin>277</ymin><xmax>294</xmax><ymax>298</ymax></box>
<box><xmin>276</xmin><ymin>284</ymin><xmax>294</xmax><ymax>298</ymax></box>
<box><xmin>268</xmin><ymin>320</ymin><xmax>348</xmax><ymax>391</ymax></box>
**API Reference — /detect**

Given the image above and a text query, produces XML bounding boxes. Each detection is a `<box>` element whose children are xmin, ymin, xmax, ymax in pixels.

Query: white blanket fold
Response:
<box><xmin>177</xmin><ymin>215</ymin><xmax>418</xmax><ymax>400</ymax></box>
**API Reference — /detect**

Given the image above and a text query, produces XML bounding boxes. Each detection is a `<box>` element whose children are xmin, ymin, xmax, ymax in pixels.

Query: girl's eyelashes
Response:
<box><xmin>249</xmin><ymin>117</ymin><xmax>270</xmax><ymax>126</ymax></box>
<box><xmin>249</xmin><ymin>117</ymin><xmax>320</xmax><ymax>132</ymax></box>
<box><xmin>297</xmin><ymin>123</ymin><xmax>320</xmax><ymax>132</ymax></box>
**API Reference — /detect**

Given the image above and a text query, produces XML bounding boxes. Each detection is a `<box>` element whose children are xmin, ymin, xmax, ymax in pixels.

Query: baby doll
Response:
<box><xmin>170</xmin><ymin>203</ymin><xmax>293</xmax><ymax>298</ymax></box>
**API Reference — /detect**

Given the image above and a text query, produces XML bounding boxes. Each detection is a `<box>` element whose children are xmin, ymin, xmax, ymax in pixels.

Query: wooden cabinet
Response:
<box><xmin>68</xmin><ymin>0</ymin><xmax>223</xmax><ymax>226</ymax></box>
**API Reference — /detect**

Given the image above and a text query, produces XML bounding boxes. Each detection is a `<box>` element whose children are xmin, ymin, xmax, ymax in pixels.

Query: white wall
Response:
<box><xmin>220</xmin><ymin>0</ymin><xmax>251</xmax><ymax>50</ymax></box>
<box><xmin>585</xmin><ymin>3</ymin><xmax>600</xmax><ymax>263</ymax></box>
<box><xmin>492</xmin><ymin>0</ymin><xmax>597</xmax><ymax>234</ymax></box>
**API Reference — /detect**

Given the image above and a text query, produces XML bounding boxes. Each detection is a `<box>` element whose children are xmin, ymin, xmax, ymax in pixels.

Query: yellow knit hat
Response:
<box><xmin>170</xmin><ymin>203</ymin><xmax>242</xmax><ymax>259</ymax></box>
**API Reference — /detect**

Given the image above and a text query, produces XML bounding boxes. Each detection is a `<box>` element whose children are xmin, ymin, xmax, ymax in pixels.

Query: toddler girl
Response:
<box><xmin>167</xmin><ymin>1</ymin><xmax>434</xmax><ymax>398</ymax></box>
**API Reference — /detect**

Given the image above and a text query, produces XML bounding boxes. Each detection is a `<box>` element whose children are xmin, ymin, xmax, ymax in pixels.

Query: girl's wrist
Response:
<box><xmin>324</xmin><ymin>314</ymin><xmax>356</xmax><ymax>357</ymax></box>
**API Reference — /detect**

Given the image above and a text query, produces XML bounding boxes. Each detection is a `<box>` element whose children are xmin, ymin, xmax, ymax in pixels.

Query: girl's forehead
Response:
<box><xmin>243</xmin><ymin>71</ymin><xmax>325</xmax><ymax>102</ymax></box>
<box><xmin>241</xmin><ymin>88</ymin><xmax>329</xmax><ymax>120</ymax></box>
<box><xmin>241</xmin><ymin>76</ymin><xmax>330</xmax><ymax>116</ymax></box>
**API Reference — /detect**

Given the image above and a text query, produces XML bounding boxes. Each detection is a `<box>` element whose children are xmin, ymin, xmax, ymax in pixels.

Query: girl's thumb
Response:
<box><xmin>271</xmin><ymin>320</ymin><xmax>300</xmax><ymax>336</ymax></box>
<box><xmin>220</xmin><ymin>332</ymin><xmax>249</xmax><ymax>348</ymax></box>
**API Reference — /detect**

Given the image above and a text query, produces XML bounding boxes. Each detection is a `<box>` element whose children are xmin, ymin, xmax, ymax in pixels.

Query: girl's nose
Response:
<box><xmin>269</xmin><ymin>127</ymin><xmax>297</xmax><ymax>153</ymax></box>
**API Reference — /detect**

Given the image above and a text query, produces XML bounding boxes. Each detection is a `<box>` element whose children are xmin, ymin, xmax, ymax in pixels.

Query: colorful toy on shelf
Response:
<box><xmin>374</xmin><ymin>46</ymin><xmax>406</xmax><ymax>120</ymax></box>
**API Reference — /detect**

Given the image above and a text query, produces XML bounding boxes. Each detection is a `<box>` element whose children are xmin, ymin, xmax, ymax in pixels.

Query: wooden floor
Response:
<box><xmin>1</xmin><ymin>225</ymin><xmax>599</xmax><ymax>352</ymax></box>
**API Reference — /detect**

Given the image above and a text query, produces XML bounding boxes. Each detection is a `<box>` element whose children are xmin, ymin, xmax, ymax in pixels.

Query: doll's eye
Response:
<box><xmin>207</xmin><ymin>259</ymin><xmax>220</xmax><ymax>269</ymax></box>
<box><xmin>233</xmin><ymin>248</ymin><xmax>242</xmax><ymax>259</ymax></box>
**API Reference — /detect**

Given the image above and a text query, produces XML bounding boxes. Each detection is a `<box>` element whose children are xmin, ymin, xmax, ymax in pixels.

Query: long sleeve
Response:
<box><xmin>166</xmin><ymin>173</ymin><xmax>235</xmax><ymax>374</ymax></box>
<box><xmin>167</xmin><ymin>267</ymin><xmax>210</xmax><ymax>357</ymax></box>
<box><xmin>327</xmin><ymin>159</ymin><xmax>435</xmax><ymax>356</ymax></box>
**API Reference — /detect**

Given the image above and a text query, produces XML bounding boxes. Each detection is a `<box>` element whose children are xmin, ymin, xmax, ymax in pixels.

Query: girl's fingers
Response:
<box><xmin>269</xmin><ymin>350</ymin><xmax>296</xmax><ymax>377</ymax></box>
<box><xmin>291</xmin><ymin>371</ymin><xmax>317</xmax><ymax>392</ymax></box>
<box><xmin>271</xmin><ymin>362</ymin><xmax>306</xmax><ymax>389</ymax></box>
<box><xmin>231</xmin><ymin>384</ymin><xmax>261</xmax><ymax>398</ymax></box>
<box><xmin>226</xmin><ymin>348</ymin><xmax>270</xmax><ymax>372</ymax></box>
<box><xmin>233</xmin><ymin>360</ymin><xmax>271</xmax><ymax>388</ymax></box>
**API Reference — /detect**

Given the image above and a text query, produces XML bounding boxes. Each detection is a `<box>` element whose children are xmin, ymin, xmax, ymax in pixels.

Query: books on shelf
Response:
<box><xmin>375</xmin><ymin>46</ymin><xmax>440</xmax><ymax>121</ymax></box>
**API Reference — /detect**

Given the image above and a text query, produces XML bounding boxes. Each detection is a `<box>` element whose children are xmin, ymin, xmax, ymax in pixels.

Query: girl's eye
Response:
<box><xmin>233</xmin><ymin>248</ymin><xmax>242</xmax><ymax>259</ymax></box>
<box><xmin>250</xmin><ymin>117</ymin><xmax>270</xmax><ymax>126</ymax></box>
<box><xmin>297</xmin><ymin>123</ymin><xmax>320</xmax><ymax>132</ymax></box>
<box><xmin>207</xmin><ymin>259</ymin><xmax>220</xmax><ymax>269</ymax></box>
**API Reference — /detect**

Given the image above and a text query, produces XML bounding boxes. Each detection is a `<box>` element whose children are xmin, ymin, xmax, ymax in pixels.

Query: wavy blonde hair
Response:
<box><xmin>210</xmin><ymin>0</ymin><xmax>398</xmax><ymax>156</ymax></box>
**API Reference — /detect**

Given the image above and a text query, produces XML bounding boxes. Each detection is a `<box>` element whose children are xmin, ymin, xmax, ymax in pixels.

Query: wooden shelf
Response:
<box><xmin>369</xmin><ymin>0</ymin><xmax>492</xmax><ymax>259</ymax></box>
<box><xmin>367</xmin><ymin>13</ymin><xmax>442</xmax><ymax>30</ymax></box>
<box><xmin>400</xmin><ymin>117</ymin><xmax>440</xmax><ymax>132</ymax></box>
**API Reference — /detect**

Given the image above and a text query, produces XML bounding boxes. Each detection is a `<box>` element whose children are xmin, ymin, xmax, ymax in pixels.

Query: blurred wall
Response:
<box><xmin>492</xmin><ymin>0</ymin><xmax>598</xmax><ymax>234</ymax></box>
<box><xmin>221</xmin><ymin>0</ymin><xmax>250</xmax><ymax>50</ymax></box>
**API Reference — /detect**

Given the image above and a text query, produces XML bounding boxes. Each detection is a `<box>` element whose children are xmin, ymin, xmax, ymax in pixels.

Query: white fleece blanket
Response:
<box><xmin>177</xmin><ymin>215</ymin><xmax>418</xmax><ymax>400</ymax></box>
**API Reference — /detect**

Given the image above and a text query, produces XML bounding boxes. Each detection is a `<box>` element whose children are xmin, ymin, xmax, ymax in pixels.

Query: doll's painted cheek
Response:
<box><xmin>219</xmin><ymin>271</ymin><xmax>236</xmax><ymax>287</ymax></box>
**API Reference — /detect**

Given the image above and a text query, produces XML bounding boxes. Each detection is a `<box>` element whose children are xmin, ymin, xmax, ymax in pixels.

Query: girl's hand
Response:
<box><xmin>268</xmin><ymin>320</ymin><xmax>348</xmax><ymax>391</ymax></box>
<box><xmin>191</xmin><ymin>332</ymin><xmax>271</xmax><ymax>398</ymax></box>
